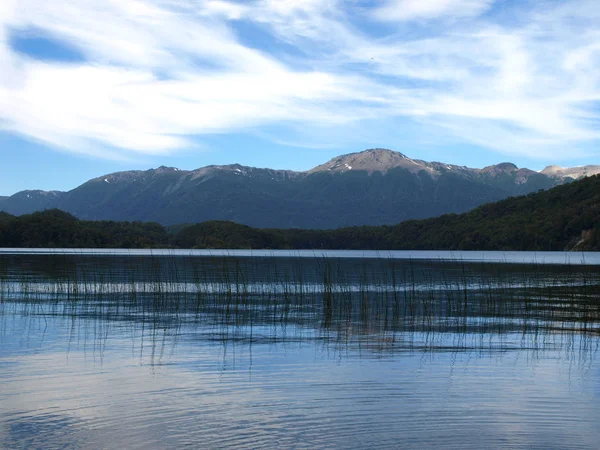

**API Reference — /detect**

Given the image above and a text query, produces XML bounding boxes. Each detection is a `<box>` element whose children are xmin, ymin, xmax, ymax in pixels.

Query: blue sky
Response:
<box><xmin>0</xmin><ymin>0</ymin><xmax>599</xmax><ymax>195</ymax></box>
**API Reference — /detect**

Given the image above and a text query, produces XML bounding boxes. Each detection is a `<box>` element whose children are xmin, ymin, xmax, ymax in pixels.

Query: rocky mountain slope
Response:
<box><xmin>0</xmin><ymin>190</ymin><xmax>65</xmax><ymax>216</ymax></box>
<box><xmin>541</xmin><ymin>164</ymin><xmax>600</xmax><ymax>180</ymax></box>
<box><xmin>0</xmin><ymin>149</ymin><xmax>591</xmax><ymax>228</ymax></box>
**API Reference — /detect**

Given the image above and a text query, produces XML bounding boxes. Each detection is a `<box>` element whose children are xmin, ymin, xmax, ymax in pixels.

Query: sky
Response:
<box><xmin>0</xmin><ymin>0</ymin><xmax>599</xmax><ymax>195</ymax></box>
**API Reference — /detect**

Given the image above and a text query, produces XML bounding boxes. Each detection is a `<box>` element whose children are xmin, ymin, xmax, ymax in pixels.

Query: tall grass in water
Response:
<box><xmin>0</xmin><ymin>252</ymin><xmax>599</xmax><ymax>358</ymax></box>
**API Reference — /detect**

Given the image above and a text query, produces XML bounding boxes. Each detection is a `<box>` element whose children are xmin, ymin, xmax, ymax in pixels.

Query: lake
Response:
<box><xmin>1</xmin><ymin>250</ymin><xmax>599</xmax><ymax>449</ymax></box>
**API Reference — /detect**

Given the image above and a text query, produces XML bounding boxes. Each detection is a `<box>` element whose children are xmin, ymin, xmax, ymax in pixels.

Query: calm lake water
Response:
<box><xmin>1</xmin><ymin>250</ymin><xmax>599</xmax><ymax>449</ymax></box>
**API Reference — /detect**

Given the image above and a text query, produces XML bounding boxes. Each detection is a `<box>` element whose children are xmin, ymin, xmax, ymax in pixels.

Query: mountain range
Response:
<box><xmin>2</xmin><ymin>174</ymin><xmax>599</xmax><ymax>251</ymax></box>
<box><xmin>1</xmin><ymin>149</ymin><xmax>599</xmax><ymax>229</ymax></box>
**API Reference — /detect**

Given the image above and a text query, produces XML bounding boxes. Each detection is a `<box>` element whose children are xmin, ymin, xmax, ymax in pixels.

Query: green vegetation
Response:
<box><xmin>0</xmin><ymin>209</ymin><xmax>169</xmax><ymax>248</ymax></box>
<box><xmin>174</xmin><ymin>221</ymin><xmax>281</xmax><ymax>249</ymax></box>
<box><xmin>0</xmin><ymin>175</ymin><xmax>599</xmax><ymax>250</ymax></box>
<box><xmin>2</xmin><ymin>254</ymin><xmax>600</xmax><ymax>355</ymax></box>
<box><xmin>172</xmin><ymin>175</ymin><xmax>600</xmax><ymax>251</ymax></box>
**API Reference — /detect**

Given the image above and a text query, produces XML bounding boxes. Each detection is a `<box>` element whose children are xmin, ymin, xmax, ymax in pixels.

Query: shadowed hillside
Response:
<box><xmin>0</xmin><ymin>149</ymin><xmax>565</xmax><ymax>228</ymax></box>
<box><xmin>0</xmin><ymin>175</ymin><xmax>598</xmax><ymax>250</ymax></box>
<box><xmin>174</xmin><ymin>174</ymin><xmax>600</xmax><ymax>251</ymax></box>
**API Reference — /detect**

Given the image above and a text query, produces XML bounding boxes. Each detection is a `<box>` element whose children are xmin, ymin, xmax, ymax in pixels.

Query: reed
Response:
<box><xmin>1</xmin><ymin>251</ymin><xmax>599</xmax><ymax>359</ymax></box>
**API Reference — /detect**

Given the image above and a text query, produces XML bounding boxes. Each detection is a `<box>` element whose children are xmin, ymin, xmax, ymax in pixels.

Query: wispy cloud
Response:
<box><xmin>371</xmin><ymin>0</ymin><xmax>494</xmax><ymax>22</ymax></box>
<box><xmin>0</xmin><ymin>0</ymin><xmax>599</xmax><ymax>161</ymax></box>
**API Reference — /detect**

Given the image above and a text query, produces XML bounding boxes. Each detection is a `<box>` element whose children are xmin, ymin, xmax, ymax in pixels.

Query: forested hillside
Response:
<box><xmin>0</xmin><ymin>210</ymin><xmax>169</xmax><ymax>248</ymax></box>
<box><xmin>171</xmin><ymin>175</ymin><xmax>600</xmax><ymax>251</ymax></box>
<box><xmin>0</xmin><ymin>149</ymin><xmax>563</xmax><ymax>228</ymax></box>
<box><xmin>1</xmin><ymin>175</ymin><xmax>598</xmax><ymax>250</ymax></box>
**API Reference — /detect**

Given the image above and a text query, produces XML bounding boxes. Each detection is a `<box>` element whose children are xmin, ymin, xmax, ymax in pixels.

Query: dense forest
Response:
<box><xmin>0</xmin><ymin>209</ymin><xmax>170</xmax><ymax>248</ymax></box>
<box><xmin>0</xmin><ymin>175</ymin><xmax>599</xmax><ymax>251</ymax></box>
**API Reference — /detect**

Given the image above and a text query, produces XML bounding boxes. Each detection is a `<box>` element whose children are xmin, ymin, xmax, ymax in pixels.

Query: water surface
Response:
<box><xmin>0</xmin><ymin>248</ymin><xmax>597</xmax><ymax>264</ymax></box>
<box><xmin>1</xmin><ymin>250</ymin><xmax>599</xmax><ymax>449</ymax></box>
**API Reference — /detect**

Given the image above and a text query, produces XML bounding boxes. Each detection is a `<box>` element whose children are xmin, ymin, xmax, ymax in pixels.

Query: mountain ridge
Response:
<box><xmin>541</xmin><ymin>164</ymin><xmax>600</xmax><ymax>180</ymax></box>
<box><xmin>1</xmin><ymin>174</ymin><xmax>598</xmax><ymax>250</ymax></box>
<box><xmin>0</xmin><ymin>149</ymin><xmax>597</xmax><ymax>228</ymax></box>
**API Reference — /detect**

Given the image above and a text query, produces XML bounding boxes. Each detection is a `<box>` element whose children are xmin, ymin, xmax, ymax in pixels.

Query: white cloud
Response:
<box><xmin>0</xmin><ymin>0</ymin><xmax>376</xmax><ymax>157</ymax></box>
<box><xmin>201</xmin><ymin>0</ymin><xmax>249</xmax><ymax>20</ymax></box>
<box><xmin>0</xmin><ymin>0</ymin><xmax>599</xmax><ymax>161</ymax></box>
<box><xmin>371</xmin><ymin>0</ymin><xmax>494</xmax><ymax>22</ymax></box>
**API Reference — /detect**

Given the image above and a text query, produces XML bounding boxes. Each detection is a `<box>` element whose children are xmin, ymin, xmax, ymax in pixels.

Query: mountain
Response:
<box><xmin>0</xmin><ymin>190</ymin><xmax>65</xmax><ymax>216</ymax></box>
<box><xmin>175</xmin><ymin>174</ymin><xmax>600</xmax><ymax>251</ymax></box>
<box><xmin>309</xmin><ymin>149</ymin><xmax>428</xmax><ymax>174</ymax></box>
<box><xmin>0</xmin><ymin>148</ymin><xmax>587</xmax><ymax>229</ymax></box>
<box><xmin>2</xmin><ymin>175</ymin><xmax>599</xmax><ymax>250</ymax></box>
<box><xmin>541</xmin><ymin>164</ymin><xmax>600</xmax><ymax>180</ymax></box>
<box><xmin>311</xmin><ymin>149</ymin><xmax>555</xmax><ymax>195</ymax></box>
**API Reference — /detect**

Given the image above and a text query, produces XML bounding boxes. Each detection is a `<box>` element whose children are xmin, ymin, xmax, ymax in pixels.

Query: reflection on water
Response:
<box><xmin>1</xmin><ymin>252</ymin><xmax>600</xmax><ymax>449</ymax></box>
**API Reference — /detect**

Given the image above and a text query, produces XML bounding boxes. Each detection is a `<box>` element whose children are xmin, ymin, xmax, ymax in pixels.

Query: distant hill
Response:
<box><xmin>175</xmin><ymin>175</ymin><xmax>600</xmax><ymax>251</ymax></box>
<box><xmin>0</xmin><ymin>210</ymin><xmax>169</xmax><ymax>248</ymax></box>
<box><xmin>0</xmin><ymin>148</ymin><xmax>594</xmax><ymax>229</ymax></box>
<box><xmin>1</xmin><ymin>175</ymin><xmax>599</xmax><ymax>251</ymax></box>
<box><xmin>541</xmin><ymin>164</ymin><xmax>600</xmax><ymax>180</ymax></box>
<box><xmin>0</xmin><ymin>190</ymin><xmax>65</xmax><ymax>216</ymax></box>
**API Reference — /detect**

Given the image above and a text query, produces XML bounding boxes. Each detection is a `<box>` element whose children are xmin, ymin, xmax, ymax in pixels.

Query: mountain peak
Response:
<box><xmin>495</xmin><ymin>162</ymin><xmax>518</xmax><ymax>171</ymax></box>
<box><xmin>481</xmin><ymin>162</ymin><xmax>519</xmax><ymax>173</ymax></box>
<box><xmin>362</xmin><ymin>148</ymin><xmax>408</xmax><ymax>157</ymax></box>
<box><xmin>153</xmin><ymin>166</ymin><xmax>184</xmax><ymax>174</ymax></box>
<box><xmin>541</xmin><ymin>165</ymin><xmax>563</xmax><ymax>174</ymax></box>
<box><xmin>308</xmin><ymin>148</ymin><xmax>428</xmax><ymax>174</ymax></box>
<box><xmin>540</xmin><ymin>165</ymin><xmax>600</xmax><ymax>180</ymax></box>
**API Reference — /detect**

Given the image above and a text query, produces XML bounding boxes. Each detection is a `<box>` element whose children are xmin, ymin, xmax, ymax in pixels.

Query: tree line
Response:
<box><xmin>1</xmin><ymin>175</ymin><xmax>599</xmax><ymax>251</ymax></box>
